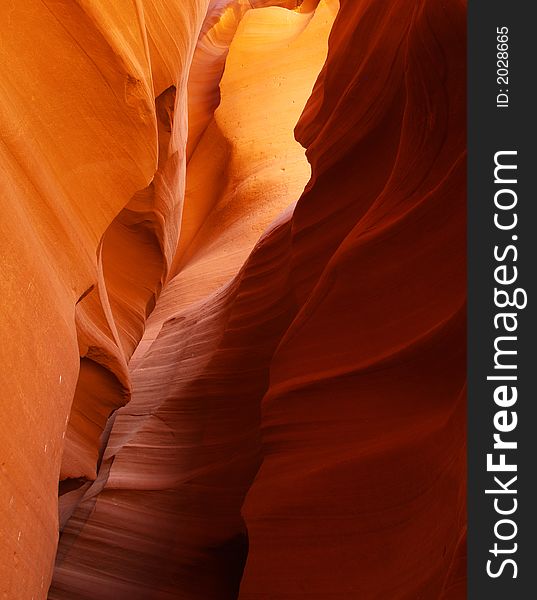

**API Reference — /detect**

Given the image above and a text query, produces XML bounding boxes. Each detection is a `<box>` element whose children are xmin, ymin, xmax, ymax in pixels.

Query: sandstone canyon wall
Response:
<box><xmin>0</xmin><ymin>0</ymin><xmax>466</xmax><ymax>598</ymax></box>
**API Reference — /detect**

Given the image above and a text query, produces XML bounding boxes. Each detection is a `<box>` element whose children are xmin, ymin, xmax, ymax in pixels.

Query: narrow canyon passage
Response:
<box><xmin>0</xmin><ymin>1</ymin><xmax>467</xmax><ymax>599</ymax></box>
<box><xmin>51</xmin><ymin>3</ymin><xmax>337</xmax><ymax>598</ymax></box>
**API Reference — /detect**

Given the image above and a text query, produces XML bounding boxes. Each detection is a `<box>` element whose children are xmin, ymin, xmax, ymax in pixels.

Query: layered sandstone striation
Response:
<box><xmin>0</xmin><ymin>0</ymin><xmax>466</xmax><ymax>598</ymax></box>
<box><xmin>1</xmin><ymin>0</ymin><xmax>227</xmax><ymax>595</ymax></box>
<box><xmin>50</xmin><ymin>2</ymin><xmax>337</xmax><ymax>598</ymax></box>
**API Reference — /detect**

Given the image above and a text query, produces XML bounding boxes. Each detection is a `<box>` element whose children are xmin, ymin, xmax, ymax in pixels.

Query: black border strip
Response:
<box><xmin>468</xmin><ymin>2</ymin><xmax>535</xmax><ymax>597</ymax></box>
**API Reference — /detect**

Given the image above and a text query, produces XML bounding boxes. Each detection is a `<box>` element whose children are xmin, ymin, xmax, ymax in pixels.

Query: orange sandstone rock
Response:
<box><xmin>0</xmin><ymin>0</ymin><xmax>214</xmax><ymax>597</ymax></box>
<box><xmin>50</xmin><ymin>3</ymin><xmax>336</xmax><ymax>598</ymax></box>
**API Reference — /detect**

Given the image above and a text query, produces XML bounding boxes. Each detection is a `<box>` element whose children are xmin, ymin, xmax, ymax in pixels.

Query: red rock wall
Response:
<box><xmin>240</xmin><ymin>1</ymin><xmax>467</xmax><ymax>595</ymax></box>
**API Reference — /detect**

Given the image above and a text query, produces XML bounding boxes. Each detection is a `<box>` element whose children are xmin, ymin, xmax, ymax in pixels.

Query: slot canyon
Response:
<box><xmin>0</xmin><ymin>0</ymin><xmax>466</xmax><ymax>598</ymax></box>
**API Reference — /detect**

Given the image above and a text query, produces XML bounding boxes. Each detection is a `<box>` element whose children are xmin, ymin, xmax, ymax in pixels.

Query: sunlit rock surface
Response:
<box><xmin>50</xmin><ymin>3</ymin><xmax>336</xmax><ymax>598</ymax></box>
<box><xmin>0</xmin><ymin>0</ymin><xmax>466</xmax><ymax>598</ymax></box>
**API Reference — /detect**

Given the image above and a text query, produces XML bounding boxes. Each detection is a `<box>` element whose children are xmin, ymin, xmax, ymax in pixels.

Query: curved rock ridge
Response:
<box><xmin>239</xmin><ymin>0</ymin><xmax>467</xmax><ymax>596</ymax></box>
<box><xmin>0</xmin><ymin>0</ymin><xmax>159</xmax><ymax>594</ymax></box>
<box><xmin>50</xmin><ymin>2</ymin><xmax>337</xmax><ymax>598</ymax></box>
<box><xmin>65</xmin><ymin>0</ymin><xmax>319</xmax><ymax>488</ymax></box>
<box><xmin>60</xmin><ymin>82</ymin><xmax>178</xmax><ymax>483</ymax></box>
<box><xmin>1</xmin><ymin>0</ymin><xmax>304</xmax><ymax>597</ymax></box>
<box><xmin>135</xmin><ymin>0</ymin><xmax>336</xmax><ymax>362</ymax></box>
